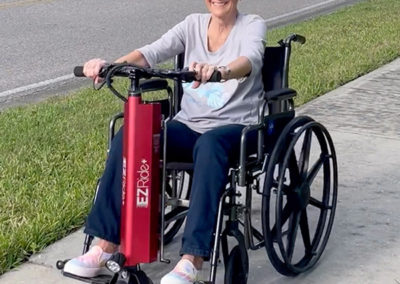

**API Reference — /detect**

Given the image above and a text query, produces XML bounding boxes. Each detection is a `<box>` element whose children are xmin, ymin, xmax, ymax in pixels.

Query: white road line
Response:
<box><xmin>0</xmin><ymin>0</ymin><xmax>338</xmax><ymax>99</ymax></box>
<box><xmin>265</xmin><ymin>0</ymin><xmax>337</xmax><ymax>23</ymax></box>
<box><xmin>0</xmin><ymin>0</ymin><xmax>54</xmax><ymax>10</ymax></box>
<box><xmin>0</xmin><ymin>74</ymin><xmax>74</xmax><ymax>98</ymax></box>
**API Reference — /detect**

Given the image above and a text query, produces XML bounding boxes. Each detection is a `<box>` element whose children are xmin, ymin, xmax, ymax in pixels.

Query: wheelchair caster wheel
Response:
<box><xmin>224</xmin><ymin>245</ymin><xmax>248</xmax><ymax>284</ymax></box>
<box><xmin>56</xmin><ymin>259</ymin><xmax>67</xmax><ymax>270</ymax></box>
<box><xmin>115</xmin><ymin>269</ymin><xmax>153</xmax><ymax>284</ymax></box>
<box><xmin>132</xmin><ymin>270</ymin><xmax>153</xmax><ymax>284</ymax></box>
<box><xmin>262</xmin><ymin>116</ymin><xmax>338</xmax><ymax>276</ymax></box>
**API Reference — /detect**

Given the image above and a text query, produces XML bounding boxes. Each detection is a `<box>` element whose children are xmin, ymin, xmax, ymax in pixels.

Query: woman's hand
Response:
<box><xmin>189</xmin><ymin>62</ymin><xmax>217</xmax><ymax>89</ymax></box>
<box><xmin>83</xmin><ymin>58</ymin><xmax>107</xmax><ymax>84</ymax></box>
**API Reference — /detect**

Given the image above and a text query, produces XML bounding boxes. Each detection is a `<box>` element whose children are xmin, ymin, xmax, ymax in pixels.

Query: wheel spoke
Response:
<box><xmin>289</xmin><ymin>152</ymin><xmax>301</xmax><ymax>184</ymax></box>
<box><xmin>286</xmin><ymin>210</ymin><xmax>301</xmax><ymax>262</ymax></box>
<box><xmin>309</xmin><ymin>196</ymin><xmax>331</xmax><ymax>210</ymax></box>
<box><xmin>306</xmin><ymin>154</ymin><xmax>325</xmax><ymax>185</ymax></box>
<box><xmin>299</xmin><ymin>129</ymin><xmax>312</xmax><ymax>179</ymax></box>
<box><xmin>176</xmin><ymin>173</ymin><xmax>184</xmax><ymax>197</ymax></box>
<box><xmin>299</xmin><ymin>209</ymin><xmax>312</xmax><ymax>252</ymax></box>
<box><xmin>271</xmin><ymin>203</ymin><xmax>292</xmax><ymax>241</ymax></box>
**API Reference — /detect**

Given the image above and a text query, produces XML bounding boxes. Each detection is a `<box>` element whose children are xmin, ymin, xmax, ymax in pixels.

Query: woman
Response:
<box><xmin>64</xmin><ymin>0</ymin><xmax>266</xmax><ymax>283</ymax></box>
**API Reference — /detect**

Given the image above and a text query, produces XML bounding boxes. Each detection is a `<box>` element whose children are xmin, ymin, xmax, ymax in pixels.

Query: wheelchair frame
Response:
<box><xmin>57</xmin><ymin>34</ymin><xmax>338</xmax><ymax>284</ymax></box>
<box><xmin>158</xmin><ymin>34</ymin><xmax>338</xmax><ymax>282</ymax></box>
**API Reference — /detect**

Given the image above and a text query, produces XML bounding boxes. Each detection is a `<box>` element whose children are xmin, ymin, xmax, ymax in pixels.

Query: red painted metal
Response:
<box><xmin>120</xmin><ymin>95</ymin><xmax>161</xmax><ymax>266</ymax></box>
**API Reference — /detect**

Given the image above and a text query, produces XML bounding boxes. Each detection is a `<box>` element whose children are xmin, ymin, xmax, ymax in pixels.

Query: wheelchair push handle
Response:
<box><xmin>290</xmin><ymin>34</ymin><xmax>306</xmax><ymax>44</ymax></box>
<box><xmin>279</xmin><ymin>33</ymin><xmax>306</xmax><ymax>47</ymax></box>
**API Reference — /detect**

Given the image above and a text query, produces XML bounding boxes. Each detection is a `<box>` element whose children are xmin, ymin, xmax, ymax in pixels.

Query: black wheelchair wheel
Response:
<box><xmin>163</xmin><ymin>170</ymin><xmax>191</xmax><ymax>245</ymax></box>
<box><xmin>115</xmin><ymin>270</ymin><xmax>153</xmax><ymax>284</ymax></box>
<box><xmin>163</xmin><ymin>207</ymin><xmax>187</xmax><ymax>245</ymax></box>
<box><xmin>262</xmin><ymin>116</ymin><xmax>338</xmax><ymax>276</ymax></box>
<box><xmin>131</xmin><ymin>270</ymin><xmax>153</xmax><ymax>284</ymax></box>
<box><xmin>224</xmin><ymin>245</ymin><xmax>249</xmax><ymax>284</ymax></box>
<box><xmin>56</xmin><ymin>259</ymin><xmax>67</xmax><ymax>270</ymax></box>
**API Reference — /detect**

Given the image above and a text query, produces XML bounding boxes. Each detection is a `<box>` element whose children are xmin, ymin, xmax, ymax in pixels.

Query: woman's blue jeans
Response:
<box><xmin>84</xmin><ymin>119</ymin><xmax>256</xmax><ymax>259</ymax></box>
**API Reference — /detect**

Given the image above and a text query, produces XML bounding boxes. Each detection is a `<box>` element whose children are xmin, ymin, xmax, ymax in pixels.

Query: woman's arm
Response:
<box><xmin>83</xmin><ymin>50</ymin><xmax>150</xmax><ymax>83</ymax></box>
<box><xmin>219</xmin><ymin>56</ymin><xmax>252</xmax><ymax>80</ymax></box>
<box><xmin>190</xmin><ymin>56</ymin><xmax>251</xmax><ymax>89</ymax></box>
<box><xmin>115</xmin><ymin>50</ymin><xmax>150</xmax><ymax>66</ymax></box>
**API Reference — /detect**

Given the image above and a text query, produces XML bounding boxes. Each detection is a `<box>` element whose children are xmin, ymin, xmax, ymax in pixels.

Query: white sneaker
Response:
<box><xmin>160</xmin><ymin>259</ymin><xmax>199</xmax><ymax>284</ymax></box>
<box><xmin>63</xmin><ymin>246</ymin><xmax>112</xmax><ymax>278</ymax></box>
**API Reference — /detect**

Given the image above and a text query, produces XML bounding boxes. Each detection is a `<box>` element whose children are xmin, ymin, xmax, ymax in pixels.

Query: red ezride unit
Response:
<box><xmin>58</xmin><ymin>64</ymin><xmax>204</xmax><ymax>284</ymax></box>
<box><xmin>120</xmin><ymin>93</ymin><xmax>161</xmax><ymax>266</ymax></box>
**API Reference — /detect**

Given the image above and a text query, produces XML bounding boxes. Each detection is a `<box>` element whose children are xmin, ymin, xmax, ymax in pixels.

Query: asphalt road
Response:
<box><xmin>0</xmin><ymin>0</ymin><xmax>363</xmax><ymax>109</ymax></box>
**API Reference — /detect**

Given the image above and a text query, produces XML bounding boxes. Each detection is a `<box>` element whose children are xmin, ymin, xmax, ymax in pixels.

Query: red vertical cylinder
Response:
<box><xmin>120</xmin><ymin>96</ymin><xmax>161</xmax><ymax>266</ymax></box>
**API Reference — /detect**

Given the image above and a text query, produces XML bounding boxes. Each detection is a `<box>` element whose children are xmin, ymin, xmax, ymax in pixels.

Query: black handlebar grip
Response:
<box><xmin>73</xmin><ymin>66</ymin><xmax>85</xmax><ymax>77</ymax></box>
<box><xmin>294</xmin><ymin>34</ymin><xmax>306</xmax><ymax>44</ymax></box>
<box><xmin>208</xmin><ymin>70</ymin><xmax>222</xmax><ymax>82</ymax></box>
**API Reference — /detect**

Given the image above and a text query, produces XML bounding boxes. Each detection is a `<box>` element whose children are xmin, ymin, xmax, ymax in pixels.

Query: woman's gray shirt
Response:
<box><xmin>138</xmin><ymin>13</ymin><xmax>267</xmax><ymax>133</ymax></box>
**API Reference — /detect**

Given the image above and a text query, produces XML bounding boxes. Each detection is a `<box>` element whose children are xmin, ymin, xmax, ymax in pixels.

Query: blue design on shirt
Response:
<box><xmin>197</xmin><ymin>84</ymin><xmax>225</xmax><ymax>108</ymax></box>
<box><xmin>182</xmin><ymin>82</ymin><xmax>237</xmax><ymax>109</ymax></box>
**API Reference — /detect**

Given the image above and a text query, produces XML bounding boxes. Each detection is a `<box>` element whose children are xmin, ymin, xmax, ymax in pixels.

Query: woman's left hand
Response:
<box><xmin>189</xmin><ymin>62</ymin><xmax>217</xmax><ymax>89</ymax></box>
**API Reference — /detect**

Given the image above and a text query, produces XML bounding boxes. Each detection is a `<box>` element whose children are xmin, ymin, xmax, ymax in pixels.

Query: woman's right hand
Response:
<box><xmin>189</xmin><ymin>61</ymin><xmax>218</xmax><ymax>89</ymax></box>
<box><xmin>83</xmin><ymin>58</ymin><xmax>107</xmax><ymax>84</ymax></box>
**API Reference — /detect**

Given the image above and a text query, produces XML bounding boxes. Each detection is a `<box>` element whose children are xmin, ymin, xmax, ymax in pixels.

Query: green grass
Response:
<box><xmin>0</xmin><ymin>88</ymin><xmax>123</xmax><ymax>273</ymax></box>
<box><xmin>0</xmin><ymin>0</ymin><xmax>399</xmax><ymax>275</ymax></box>
<box><xmin>269</xmin><ymin>0</ymin><xmax>400</xmax><ymax>105</ymax></box>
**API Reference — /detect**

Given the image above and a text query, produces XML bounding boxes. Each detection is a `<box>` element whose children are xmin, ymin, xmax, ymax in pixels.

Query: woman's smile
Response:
<box><xmin>206</xmin><ymin>0</ymin><xmax>238</xmax><ymax>19</ymax></box>
<box><xmin>211</xmin><ymin>1</ymin><xmax>228</xmax><ymax>7</ymax></box>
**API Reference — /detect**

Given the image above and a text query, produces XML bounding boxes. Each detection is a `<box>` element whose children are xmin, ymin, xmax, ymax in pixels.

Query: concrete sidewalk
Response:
<box><xmin>1</xmin><ymin>58</ymin><xmax>399</xmax><ymax>284</ymax></box>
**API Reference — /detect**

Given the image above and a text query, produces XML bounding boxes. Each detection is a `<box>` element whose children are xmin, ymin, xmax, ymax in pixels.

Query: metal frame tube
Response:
<box><xmin>159</xmin><ymin>118</ymin><xmax>170</xmax><ymax>264</ymax></box>
<box><xmin>209</xmin><ymin>190</ymin><xmax>229</xmax><ymax>282</ymax></box>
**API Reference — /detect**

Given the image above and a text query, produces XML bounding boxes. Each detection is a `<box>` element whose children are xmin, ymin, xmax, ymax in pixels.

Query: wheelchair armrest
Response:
<box><xmin>264</xmin><ymin>88</ymin><xmax>297</xmax><ymax>102</ymax></box>
<box><xmin>140</xmin><ymin>79</ymin><xmax>169</xmax><ymax>92</ymax></box>
<box><xmin>239</xmin><ymin>123</ymin><xmax>265</xmax><ymax>186</ymax></box>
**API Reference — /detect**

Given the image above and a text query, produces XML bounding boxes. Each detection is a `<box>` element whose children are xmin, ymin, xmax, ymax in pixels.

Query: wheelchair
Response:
<box><xmin>57</xmin><ymin>33</ymin><xmax>338</xmax><ymax>284</ymax></box>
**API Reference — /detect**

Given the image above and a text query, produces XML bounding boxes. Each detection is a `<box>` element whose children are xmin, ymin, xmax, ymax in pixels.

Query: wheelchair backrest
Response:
<box><xmin>262</xmin><ymin>45</ymin><xmax>288</xmax><ymax>91</ymax></box>
<box><xmin>262</xmin><ymin>44</ymin><xmax>293</xmax><ymax>115</ymax></box>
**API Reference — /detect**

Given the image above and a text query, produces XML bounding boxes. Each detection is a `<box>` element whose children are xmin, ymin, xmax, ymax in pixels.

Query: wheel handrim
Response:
<box><xmin>262</xmin><ymin>117</ymin><xmax>338</xmax><ymax>275</ymax></box>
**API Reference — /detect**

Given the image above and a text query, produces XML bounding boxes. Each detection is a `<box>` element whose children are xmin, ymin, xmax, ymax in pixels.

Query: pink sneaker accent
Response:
<box><xmin>160</xmin><ymin>259</ymin><xmax>199</xmax><ymax>284</ymax></box>
<box><xmin>63</xmin><ymin>246</ymin><xmax>112</xmax><ymax>278</ymax></box>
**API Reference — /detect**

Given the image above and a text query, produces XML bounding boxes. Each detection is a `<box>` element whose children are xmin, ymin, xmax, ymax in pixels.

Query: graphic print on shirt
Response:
<box><xmin>182</xmin><ymin>80</ymin><xmax>239</xmax><ymax>109</ymax></box>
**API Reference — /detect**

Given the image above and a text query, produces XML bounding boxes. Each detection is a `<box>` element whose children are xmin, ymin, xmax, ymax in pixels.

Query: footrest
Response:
<box><xmin>62</xmin><ymin>271</ymin><xmax>116</xmax><ymax>284</ymax></box>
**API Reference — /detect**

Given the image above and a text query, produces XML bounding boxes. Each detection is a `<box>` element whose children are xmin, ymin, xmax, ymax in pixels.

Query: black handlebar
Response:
<box><xmin>73</xmin><ymin>63</ymin><xmax>222</xmax><ymax>102</ymax></box>
<box><xmin>73</xmin><ymin>66</ymin><xmax>85</xmax><ymax>77</ymax></box>
<box><xmin>208</xmin><ymin>70</ymin><xmax>222</xmax><ymax>82</ymax></box>
<box><xmin>73</xmin><ymin>64</ymin><xmax>221</xmax><ymax>83</ymax></box>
